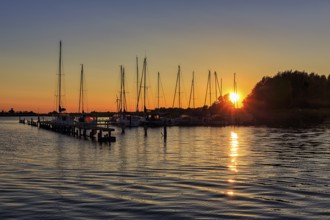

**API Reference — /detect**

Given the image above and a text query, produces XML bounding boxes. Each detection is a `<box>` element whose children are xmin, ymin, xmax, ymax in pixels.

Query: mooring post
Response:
<box><xmin>98</xmin><ymin>130</ymin><xmax>102</xmax><ymax>142</ymax></box>
<box><xmin>121</xmin><ymin>125</ymin><xmax>125</xmax><ymax>134</ymax></box>
<box><xmin>163</xmin><ymin>121</ymin><xmax>167</xmax><ymax>141</ymax></box>
<box><xmin>144</xmin><ymin>124</ymin><xmax>148</xmax><ymax>137</ymax></box>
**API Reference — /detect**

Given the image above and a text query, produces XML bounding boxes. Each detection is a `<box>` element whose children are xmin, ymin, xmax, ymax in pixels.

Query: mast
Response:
<box><xmin>78</xmin><ymin>64</ymin><xmax>84</xmax><ymax>113</ymax></box>
<box><xmin>136</xmin><ymin>57</ymin><xmax>146</xmax><ymax>112</ymax></box>
<box><xmin>57</xmin><ymin>41</ymin><xmax>66</xmax><ymax>113</ymax></box>
<box><xmin>172</xmin><ymin>65</ymin><xmax>181</xmax><ymax>108</ymax></box>
<box><xmin>214</xmin><ymin>71</ymin><xmax>221</xmax><ymax>101</ymax></box>
<box><xmin>119</xmin><ymin>65</ymin><xmax>123</xmax><ymax>113</ymax></box>
<box><xmin>157</xmin><ymin>72</ymin><xmax>160</xmax><ymax>110</ymax></box>
<box><xmin>234</xmin><ymin>72</ymin><xmax>238</xmax><ymax>108</ymax></box>
<box><xmin>204</xmin><ymin>70</ymin><xmax>212</xmax><ymax>107</ymax></box>
<box><xmin>209</xmin><ymin>70</ymin><xmax>211</xmax><ymax>106</ymax></box>
<box><xmin>188</xmin><ymin>71</ymin><xmax>195</xmax><ymax>108</ymax></box>
<box><xmin>143</xmin><ymin>57</ymin><xmax>147</xmax><ymax>113</ymax></box>
<box><xmin>119</xmin><ymin>65</ymin><xmax>127</xmax><ymax>113</ymax></box>
<box><xmin>123</xmin><ymin>67</ymin><xmax>127</xmax><ymax>112</ymax></box>
<box><xmin>58</xmin><ymin>41</ymin><xmax>62</xmax><ymax>113</ymax></box>
<box><xmin>193</xmin><ymin>71</ymin><xmax>195</xmax><ymax>108</ymax></box>
<box><xmin>179</xmin><ymin>66</ymin><xmax>181</xmax><ymax>108</ymax></box>
<box><xmin>136</xmin><ymin>56</ymin><xmax>139</xmax><ymax>112</ymax></box>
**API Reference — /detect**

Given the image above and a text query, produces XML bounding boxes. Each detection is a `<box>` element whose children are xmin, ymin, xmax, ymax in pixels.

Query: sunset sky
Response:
<box><xmin>1</xmin><ymin>0</ymin><xmax>330</xmax><ymax>113</ymax></box>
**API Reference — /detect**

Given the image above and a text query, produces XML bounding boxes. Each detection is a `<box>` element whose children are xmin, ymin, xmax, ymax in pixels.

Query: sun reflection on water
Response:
<box><xmin>227</xmin><ymin>131</ymin><xmax>239</xmax><ymax>196</ymax></box>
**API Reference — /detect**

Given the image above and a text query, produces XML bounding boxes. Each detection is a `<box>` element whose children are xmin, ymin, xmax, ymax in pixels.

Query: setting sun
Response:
<box><xmin>229</xmin><ymin>92</ymin><xmax>240</xmax><ymax>104</ymax></box>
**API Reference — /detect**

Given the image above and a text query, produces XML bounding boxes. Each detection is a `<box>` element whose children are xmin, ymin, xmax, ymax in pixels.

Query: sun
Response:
<box><xmin>229</xmin><ymin>92</ymin><xmax>240</xmax><ymax>104</ymax></box>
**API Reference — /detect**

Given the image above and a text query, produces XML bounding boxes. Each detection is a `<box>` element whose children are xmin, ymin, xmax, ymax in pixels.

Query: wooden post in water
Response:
<box><xmin>98</xmin><ymin>130</ymin><xmax>102</xmax><ymax>142</ymax></box>
<box><xmin>163</xmin><ymin>121</ymin><xmax>167</xmax><ymax>141</ymax></box>
<box><xmin>144</xmin><ymin>124</ymin><xmax>148</xmax><ymax>137</ymax></box>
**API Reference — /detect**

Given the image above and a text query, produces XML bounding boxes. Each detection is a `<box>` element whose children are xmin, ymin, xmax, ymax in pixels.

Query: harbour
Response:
<box><xmin>2</xmin><ymin>1</ymin><xmax>330</xmax><ymax>219</ymax></box>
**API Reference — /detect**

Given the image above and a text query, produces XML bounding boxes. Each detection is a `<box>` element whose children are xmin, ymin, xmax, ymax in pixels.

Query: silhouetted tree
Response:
<box><xmin>244</xmin><ymin>70</ymin><xmax>330</xmax><ymax>112</ymax></box>
<box><xmin>243</xmin><ymin>70</ymin><xmax>330</xmax><ymax>125</ymax></box>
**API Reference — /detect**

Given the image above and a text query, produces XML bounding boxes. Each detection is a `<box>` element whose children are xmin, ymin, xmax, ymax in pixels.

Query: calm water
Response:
<box><xmin>0</xmin><ymin>117</ymin><xmax>329</xmax><ymax>219</ymax></box>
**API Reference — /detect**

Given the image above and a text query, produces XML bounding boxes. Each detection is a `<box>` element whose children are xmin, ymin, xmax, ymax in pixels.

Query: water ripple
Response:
<box><xmin>0</xmin><ymin>118</ymin><xmax>330</xmax><ymax>219</ymax></box>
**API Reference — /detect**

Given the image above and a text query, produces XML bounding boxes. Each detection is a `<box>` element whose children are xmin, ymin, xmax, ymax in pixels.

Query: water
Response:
<box><xmin>0</xmin><ymin>117</ymin><xmax>329</xmax><ymax>219</ymax></box>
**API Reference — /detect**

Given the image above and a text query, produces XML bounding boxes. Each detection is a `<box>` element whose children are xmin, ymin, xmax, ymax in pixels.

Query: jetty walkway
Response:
<box><xmin>19</xmin><ymin>118</ymin><xmax>116</xmax><ymax>143</ymax></box>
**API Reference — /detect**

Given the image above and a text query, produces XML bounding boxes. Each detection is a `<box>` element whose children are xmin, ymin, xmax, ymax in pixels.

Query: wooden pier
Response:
<box><xmin>20</xmin><ymin>118</ymin><xmax>116</xmax><ymax>143</ymax></box>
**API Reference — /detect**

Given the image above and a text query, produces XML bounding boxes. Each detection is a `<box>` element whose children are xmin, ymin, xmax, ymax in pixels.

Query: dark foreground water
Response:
<box><xmin>0</xmin><ymin>117</ymin><xmax>329</xmax><ymax>219</ymax></box>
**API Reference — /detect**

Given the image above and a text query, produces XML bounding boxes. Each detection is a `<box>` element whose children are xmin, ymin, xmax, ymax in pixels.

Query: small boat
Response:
<box><xmin>142</xmin><ymin>113</ymin><xmax>165</xmax><ymax>127</ymax></box>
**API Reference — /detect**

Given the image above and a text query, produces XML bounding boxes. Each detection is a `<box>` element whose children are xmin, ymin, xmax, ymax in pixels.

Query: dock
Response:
<box><xmin>20</xmin><ymin>118</ymin><xmax>116</xmax><ymax>143</ymax></box>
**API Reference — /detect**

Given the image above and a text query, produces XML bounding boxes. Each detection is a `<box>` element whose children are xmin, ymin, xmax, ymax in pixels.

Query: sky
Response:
<box><xmin>1</xmin><ymin>0</ymin><xmax>330</xmax><ymax>113</ymax></box>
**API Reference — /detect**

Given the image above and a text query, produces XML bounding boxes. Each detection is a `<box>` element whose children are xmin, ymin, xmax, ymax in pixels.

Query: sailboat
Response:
<box><xmin>115</xmin><ymin>65</ymin><xmax>142</xmax><ymax>127</ymax></box>
<box><xmin>52</xmin><ymin>41</ymin><xmax>74</xmax><ymax>124</ymax></box>
<box><xmin>75</xmin><ymin>64</ymin><xmax>96</xmax><ymax>125</ymax></box>
<box><xmin>137</xmin><ymin>57</ymin><xmax>165</xmax><ymax>127</ymax></box>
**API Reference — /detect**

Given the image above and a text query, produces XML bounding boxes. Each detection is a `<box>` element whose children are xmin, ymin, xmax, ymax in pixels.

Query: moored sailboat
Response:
<box><xmin>52</xmin><ymin>41</ymin><xmax>74</xmax><ymax>124</ymax></box>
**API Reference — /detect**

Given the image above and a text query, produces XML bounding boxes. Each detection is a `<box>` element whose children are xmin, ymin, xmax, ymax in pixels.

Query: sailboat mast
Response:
<box><xmin>193</xmin><ymin>71</ymin><xmax>195</xmax><ymax>108</ymax></box>
<box><xmin>214</xmin><ymin>71</ymin><xmax>221</xmax><ymax>101</ymax></box>
<box><xmin>119</xmin><ymin>65</ymin><xmax>123</xmax><ymax>112</ymax></box>
<box><xmin>204</xmin><ymin>71</ymin><xmax>210</xmax><ymax>107</ymax></box>
<box><xmin>215</xmin><ymin>71</ymin><xmax>217</xmax><ymax>101</ymax></box>
<box><xmin>178</xmin><ymin>65</ymin><xmax>181</xmax><ymax>108</ymax></box>
<box><xmin>136</xmin><ymin>57</ymin><xmax>139</xmax><ymax>112</ymax></box>
<box><xmin>172</xmin><ymin>65</ymin><xmax>180</xmax><ymax>108</ymax></box>
<box><xmin>209</xmin><ymin>70</ymin><xmax>212</xmax><ymax>106</ymax></box>
<box><xmin>123</xmin><ymin>67</ymin><xmax>127</xmax><ymax>112</ymax></box>
<box><xmin>188</xmin><ymin>71</ymin><xmax>195</xmax><ymax>108</ymax></box>
<box><xmin>78</xmin><ymin>64</ymin><xmax>84</xmax><ymax>113</ymax></box>
<box><xmin>157</xmin><ymin>72</ymin><xmax>160</xmax><ymax>110</ymax></box>
<box><xmin>143</xmin><ymin>57</ymin><xmax>147</xmax><ymax>113</ymax></box>
<box><xmin>58</xmin><ymin>41</ymin><xmax>62</xmax><ymax>113</ymax></box>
